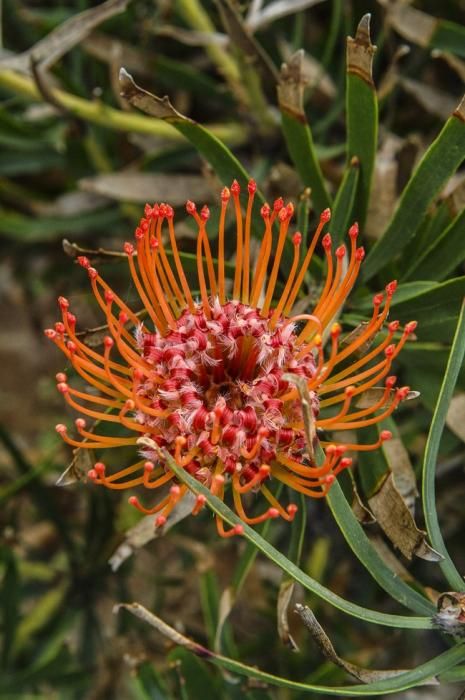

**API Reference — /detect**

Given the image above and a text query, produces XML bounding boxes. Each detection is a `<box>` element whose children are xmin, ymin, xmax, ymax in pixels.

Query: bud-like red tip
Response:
<box><xmin>260</xmin><ymin>203</ymin><xmax>271</xmax><ymax>219</ymax></box>
<box><xmin>186</xmin><ymin>200</ymin><xmax>196</xmax><ymax>215</ymax></box>
<box><xmin>321</xmin><ymin>208</ymin><xmax>331</xmax><ymax>223</ymax></box>
<box><xmin>386</xmin><ymin>280</ymin><xmax>397</xmax><ymax>296</ymax></box>
<box><xmin>336</xmin><ymin>244</ymin><xmax>346</xmax><ymax>258</ymax></box>
<box><xmin>221</xmin><ymin>187</ymin><xmax>230</xmax><ymax>203</ymax></box>
<box><xmin>292</xmin><ymin>231</ymin><xmax>302</xmax><ymax>246</ymax></box>
<box><xmin>404</xmin><ymin>321</ymin><xmax>417</xmax><ymax>334</ymax></box>
<box><xmin>123</xmin><ymin>242</ymin><xmax>134</xmax><ymax>256</ymax></box>
<box><xmin>231</xmin><ymin>179</ymin><xmax>240</xmax><ymax>196</ymax></box>
<box><xmin>322</xmin><ymin>233</ymin><xmax>332</xmax><ymax>249</ymax></box>
<box><xmin>103</xmin><ymin>336</ymin><xmax>114</xmax><ymax>348</ymax></box>
<box><xmin>247</xmin><ymin>179</ymin><xmax>257</xmax><ymax>195</ymax></box>
<box><xmin>200</xmin><ymin>205</ymin><xmax>210</xmax><ymax>221</ymax></box>
<box><xmin>77</xmin><ymin>256</ymin><xmax>90</xmax><ymax>269</ymax></box>
<box><xmin>380</xmin><ymin>430</ymin><xmax>392</xmax><ymax>441</ymax></box>
<box><xmin>348</xmin><ymin>222</ymin><xmax>359</xmax><ymax>238</ymax></box>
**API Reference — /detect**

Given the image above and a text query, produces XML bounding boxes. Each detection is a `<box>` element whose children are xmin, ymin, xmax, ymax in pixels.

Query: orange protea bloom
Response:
<box><xmin>46</xmin><ymin>179</ymin><xmax>416</xmax><ymax>537</ymax></box>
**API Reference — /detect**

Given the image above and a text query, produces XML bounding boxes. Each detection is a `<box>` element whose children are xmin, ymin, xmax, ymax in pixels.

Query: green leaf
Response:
<box><xmin>346</xmin><ymin>15</ymin><xmax>378</xmax><ymax>227</ymax></box>
<box><xmin>0</xmin><ymin>547</ymin><xmax>19</xmax><ymax>668</ymax></box>
<box><xmin>430</xmin><ymin>19</ymin><xmax>465</xmax><ymax>57</ymax></box>
<box><xmin>331</xmin><ymin>157</ymin><xmax>360</xmax><ymax>242</ymax></box>
<box><xmin>326</xmin><ymin>480</ymin><xmax>434</xmax><ymax>616</ymax></box>
<box><xmin>403</xmin><ymin>206</ymin><xmax>465</xmax><ymax>281</ymax></box>
<box><xmin>422</xmin><ymin>299</ymin><xmax>465</xmax><ymax>591</ymax></box>
<box><xmin>362</xmin><ymin>97</ymin><xmax>465</xmax><ymax>281</ymax></box>
<box><xmin>169</xmin><ymin>648</ymin><xmax>220</xmax><ymax>699</ymax></box>
<box><xmin>162</xmin><ymin>450</ymin><xmax>432</xmax><ymax>628</ymax></box>
<box><xmin>389</xmin><ymin>277</ymin><xmax>465</xmax><ymax>342</ymax></box>
<box><xmin>0</xmin><ymin>207</ymin><xmax>121</xmax><ymax>242</ymax></box>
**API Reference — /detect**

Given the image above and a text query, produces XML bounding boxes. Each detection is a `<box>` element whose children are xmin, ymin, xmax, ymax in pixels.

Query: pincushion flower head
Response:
<box><xmin>46</xmin><ymin>179</ymin><xmax>416</xmax><ymax>537</ymax></box>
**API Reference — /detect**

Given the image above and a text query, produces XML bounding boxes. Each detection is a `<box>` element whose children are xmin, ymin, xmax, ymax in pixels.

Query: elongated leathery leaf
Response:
<box><xmin>331</xmin><ymin>156</ymin><xmax>360</xmax><ymax>242</ymax></box>
<box><xmin>346</xmin><ymin>15</ymin><xmax>378</xmax><ymax>227</ymax></box>
<box><xmin>403</xmin><ymin>206</ymin><xmax>465</xmax><ymax>281</ymax></box>
<box><xmin>422</xmin><ymin>300</ymin><xmax>465</xmax><ymax>591</ymax></box>
<box><xmin>363</xmin><ymin>94</ymin><xmax>465</xmax><ymax>281</ymax></box>
<box><xmin>162</xmin><ymin>449</ymin><xmax>431</xmax><ymax>628</ymax></box>
<box><xmin>121</xmin><ymin>603</ymin><xmax>465</xmax><ymax>697</ymax></box>
<box><xmin>278</xmin><ymin>50</ymin><xmax>331</xmax><ymax>213</ymax></box>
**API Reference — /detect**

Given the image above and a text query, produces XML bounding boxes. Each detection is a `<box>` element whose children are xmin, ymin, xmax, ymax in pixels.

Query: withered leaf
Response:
<box><xmin>379</xmin><ymin>1</ymin><xmax>438</xmax><ymax>48</ymax></box>
<box><xmin>283</xmin><ymin>373</ymin><xmax>317</xmax><ymax>464</ymax></box>
<box><xmin>346</xmin><ymin>14</ymin><xmax>376</xmax><ymax>86</ymax></box>
<box><xmin>109</xmin><ymin>492</ymin><xmax>196</xmax><ymax>571</ymax></box>
<box><xmin>446</xmin><ymin>392</ymin><xmax>465</xmax><ymax>443</ymax></box>
<box><xmin>119</xmin><ymin>68</ymin><xmax>193</xmax><ymax>122</ymax></box>
<box><xmin>56</xmin><ymin>447</ymin><xmax>93</xmax><ymax>486</ymax></box>
<box><xmin>79</xmin><ymin>172</ymin><xmax>213</xmax><ymax>205</ymax></box>
<box><xmin>368</xmin><ymin>474</ymin><xmax>443</xmax><ymax>561</ymax></box>
<box><xmin>277</xmin><ymin>579</ymin><xmax>299</xmax><ymax>651</ymax></box>
<box><xmin>277</xmin><ymin>50</ymin><xmax>307</xmax><ymax>120</ymax></box>
<box><xmin>382</xmin><ymin>435</ymin><xmax>418</xmax><ymax>515</ymax></box>
<box><xmin>0</xmin><ymin>0</ymin><xmax>130</xmax><ymax>73</ymax></box>
<box><xmin>355</xmin><ymin>387</ymin><xmax>419</xmax><ymax>409</ymax></box>
<box><xmin>213</xmin><ymin>0</ymin><xmax>279</xmax><ymax>85</ymax></box>
<box><xmin>295</xmin><ymin>604</ymin><xmax>438</xmax><ymax>684</ymax></box>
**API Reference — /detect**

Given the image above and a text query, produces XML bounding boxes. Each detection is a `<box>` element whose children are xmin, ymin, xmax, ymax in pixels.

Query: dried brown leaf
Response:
<box><xmin>368</xmin><ymin>474</ymin><xmax>443</xmax><ymax>561</ymax></box>
<box><xmin>382</xmin><ymin>434</ymin><xmax>418</xmax><ymax>515</ymax></box>
<box><xmin>346</xmin><ymin>14</ymin><xmax>376</xmax><ymax>86</ymax></box>
<box><xmin>277</xmin><ymin>579</ymin><xmax>299</xmax><ymax>651</ymax></box>
<box><xmin>213</xmin><ymin>0</ymin><xmax>279</xmax><ymax>85</ymax></box>
<box><xmin>283</xmin><ymin>373</ymin><xmax>317</xmax><ymax>464</ymax></box>
<box><xmin>295</xmin><ymin>604</ymin><xmax>438</xmax><ymax>683</ymax></box>
<box><xmin>277</xmin><ymin>50</ymin><xmax>307</xmax><ymax>119</ymax></box>
<box><xmin>56</xmin><ymin>447</ymin><xmax>93</xmax><ymax>486</ymax></box>
<box><xmin>0</xmin><ymin>0</ymin><xmax>130</xmax><ymax>73</ymax></box>
<box><xmin>109</xmin><ymin>493</ymin><xmax>196</xmax><ymax>571</ymax></box>
<box><xmin>379</xmin><ymin>1</ymin><xmax>438</xmax><ymax>48</ymax></box>
<box><xmin>79</xmin><ymin>172</ymin><xmax>213</xmax><ymax>205</ymax></box>
<box><xmin>400</xmin><ymin>77</ymin><xmax>457</xmax><ymax>120</ymax></box>
<box><xmin>446</xmin><ymin>392</ymin><xmax>465</xmax><ymax>443</ymax></box>
<box><xmin>119</xmin><ymin>68</ymin><xmax>192</xmax><ymax>122</ymax></box>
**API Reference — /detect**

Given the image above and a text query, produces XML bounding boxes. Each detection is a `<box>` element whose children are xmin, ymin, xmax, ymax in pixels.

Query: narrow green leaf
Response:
<box><xmin>389</xmin><ymin>277</ymin><xmax>465</xmax><ymax>342</ymax></box>
<box><xmin>278</xmin><ymin>51</ymin><xmax>331</xmax><ymax>213</ymax></box>
<box><xmin>422</xmin><ymin>299</ymin><xmax>465</xmax><ymax>591</ymax></box>
<box><xmin>331</xmin><ymin>157</ymin><xmax>360</xmax><ymax>242</ymax></box>
<box><xmin>363</xmin><ymin>96</ymin><xmax>465</xmax><ymax>280</ymax></box>
<box><xmin>162</xmin><ymin>450</ymin><xmax>431</xmax><ymax>628</ymax></box>
<box><xmin>0</xmin><ymin>547</ymin><xmax>19</xmax><ymax>668</ymax></box>
<box><xmin>346</xmin><ymin>15</ymin><xmax>378</xmax><ymax>226</ymax></box>
<box><xmin>403</xmin><ymin>207</ymin><xmax>465</xmax><ymax>281</ymax></box>
<box><xmin>326</xmin><ymin>480</ymin><xmax>434</xmax><ymax>616</ymax></box>
<box><xmin>431</xmin><ymin>20</ymin><xmax>465</xmax><ymax>57</ymax></box>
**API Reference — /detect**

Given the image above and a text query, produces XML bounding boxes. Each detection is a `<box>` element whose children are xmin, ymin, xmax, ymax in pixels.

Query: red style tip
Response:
<box><xmin>322</xmin><ymin>233</ymin><xmax>332</xmax><ymax>249</ymax></box>
<box><xmin>103</xmin><ymin>336</ymin><xmax>114</xmax><ymax>348</ymax></box>
<box><xmin>66</xmin><ymin>341</ymin><xmax>77</xmax><ymax>354</ymax></box>
<box><xmin>57</xmin><ymin>382</ymin><xmax>68</xmax><ymax>393</ymax></box>
<box><xmin>58</xmin><ymin>296</ymin><xmax>69</xmax><ymax>310</ymax></box>
<box><xmin>66</xmin><ymin>313</ymin><xmax>76</xmax><ymax>327</ymax></box>
<box><xmin>88</xmin><ymin>267</ymin><xmax>98</xmax><ymax>280</ymax></box>
<box><xmin>386</xmin><ymin>375</ymin><xmax>397</xmax><ymax>388</ymax></box>
<box><xmin>144</xmin><ymin>203</ymin><xmax>153</xmax><ymax>218</ymax></box>
<box><xmin>135</xmin><ymin>227</ymin><xmax>144</xmax><ymax>240</ymax></box>
<box><xmin>336</xmin><ymin>244</ymin><xmax>346</xmax><ymax>259</ymax></box>
<box><xmin>386</xmin><ymin>280</ymin><xmax>397</xmax><ymax>296</ymax></box>
<box><xmin>380</xmin><ymin>430</ymin><xmax>392</xmax><ymax>441</ymax></box>
<box><xmin>292</xmin><ymin>232</ymin><xmax>302</xmax><ymax>246</ymax></box>
<box><xmin>385</xmin><ymin>344</ymin><xmax>396</xmax><ymax>358</ymax></box>
<box><xmin>77</xmin><ymin>256</ymin><xmax>90</xmax><ymax>269</ymax></box>
<box><xmin>200</xmin><ymin>205</ymin><xmax>210</xmax><ymax>221</ymax></box>
<box><xmin>397</xmin><ymin>386</ymin><xmax>410</xmax><ymax>400</ymax></box>
<box><xmin>144</xmin><ymin>461</ymin><xmax>155</xmax><ymax>472</ymax></box>
<box><xmin>325</xmin><ymin>474</ymin><xmax>336</xmax><ymax>484</ymax></box>
<box><xmin>186</xmin><ymin>200</ymin><xmax>196</xmax><ymax>215</ymax></box>
<box><xmin>260</xmin><ymin>203</ymin><xmax>271</xmax><ymax>219</ymax></box>
<box><xmin>321</xmin><ymin>208</ymin><xmax>331</xmax><ymax>223</ymax></box>
<box><xmin>234</xmin><ymin>524</ymin><xmax>245</xmax><ymax>535</ymax></box>
<box><xmin>287</xmin><ymin>504</ymin><xmax>298</xmax><ymax>517</ymax></box>
<box><xmin>94</xmin><ymin>462</ymin><xmax>105</xmax><ymax>475</ymax></box>
<box><xmin>128</xmin><ymin>496</ymin><xmax>138</xmax><ymax>507</ymax></box>
<box><xmin>156</xmin><ymin>515</ymin><xmax>167</xmax><ymax>528</ymax></box>
<box><xmin>348</xmin><ymin>222</ymin><xmax>359</xmax><ymax>238</ymax></box>
<box><xmin>123</xmin><ymin>242</ymin><xmax>134</xmax><ymax>256</ymax></box>
<box><xmin>55</xmin><ymin>423</ymin><xmax>67</xmax><ymax>434</ymax></box>
<box><xmin>44</xmin><ymin>329</ymin><xmax>57</xmax><ymax>340</ymax></box>
<box><xmin>104</xmin><ymin>290</ymin><xmax>114</xmax><ymax>304</ymax></box>
<box><xmin>87</xmin><ymin>469</ymin><xmax>97</xmax><ymax>481</ymax></box>
<box><xmin>119</xmin><ymin>311</ymin><xmax>128</xmax><ymax>325</ymax></box>
<box><xmin>388</xmin><ymin>320</ymin><xmax>400</xmax><ymax>332</ymax></box>
<box><xmin>54</xmin><ymin>322</ymin><xmax>65</xmax><ymax>334</ymax></box>
<box><xmin>221</xmin><ymin>187</ymin><xmax>230</xmax><ymax>202</ymax></box>
<box><xmin>355</xmin><ymin>246</ymin><xmax>365</xmax><ymax>261</ymax></box>
<box><xmin>268</xmin><ymin>508</ymin><xmax>280</xmax><ymax>519</ymax></box>
<box><xmin>273</xmin><ymin>197</ymin><xmax>284</xmax><ymax>212</ymax></box>
<box><xmin>165</xmin><ymin>204</ymin><xmax>174</xmax><ymax>219</ymax></box>
<box><xmin>331</xmin><ymin>322</ymin><xmax>341</xmax><ymax>337</ymax></box>
<box><xmin>75</xmin><ymin>418</ymin><xmax>86</xmax><ymax>430</ymax></box>
<box><xmin>248</xmin><ymin>179</ymin><xmax>257</xmax><ymax>195</ymax></box>
<box><xmin>339</xmin><ymin>457</ymin><xmax>353</xmax><ymax>468</ymax></box>
<box><xmin>231</xmin><ymin>179</ymin><xmax>240</xmax><ymax>196</ymax></box>
<box><xmin>278</xmin><ymin>206</ymin><xmax>289</xmax><ymax>223</ymax></box>
<box><xmin>345</xmin><ymin>385</ymin><xmax>356</xmax><ymax>397</ymax></box>
<box><xmin>373</xmin><ymin>293</ymin><xmax>383</xmax><ymax>306</ymax></box>
<box><xmin>55</xmin><ymin>372</ymin><xmax>67</xmax><ymax>383</ymax></box>
<box><xmin>404</xmin><ymin>321</ymin><xmax>417</xmax><ymax>334</ymax></box>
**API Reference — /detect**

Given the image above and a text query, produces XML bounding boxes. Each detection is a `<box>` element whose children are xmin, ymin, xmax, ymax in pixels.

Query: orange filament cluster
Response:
<box><xmin>46</xmin><ymin>180</ymin><xmax>416</xmax><ymax>537</ymax></box>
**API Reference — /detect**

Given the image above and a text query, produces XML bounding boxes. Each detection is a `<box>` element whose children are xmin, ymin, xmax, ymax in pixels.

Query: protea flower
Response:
<box><xmin>46</xmin><ymin>180</ymin><xmax>416</xmax><ymax>537</ymax></box>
